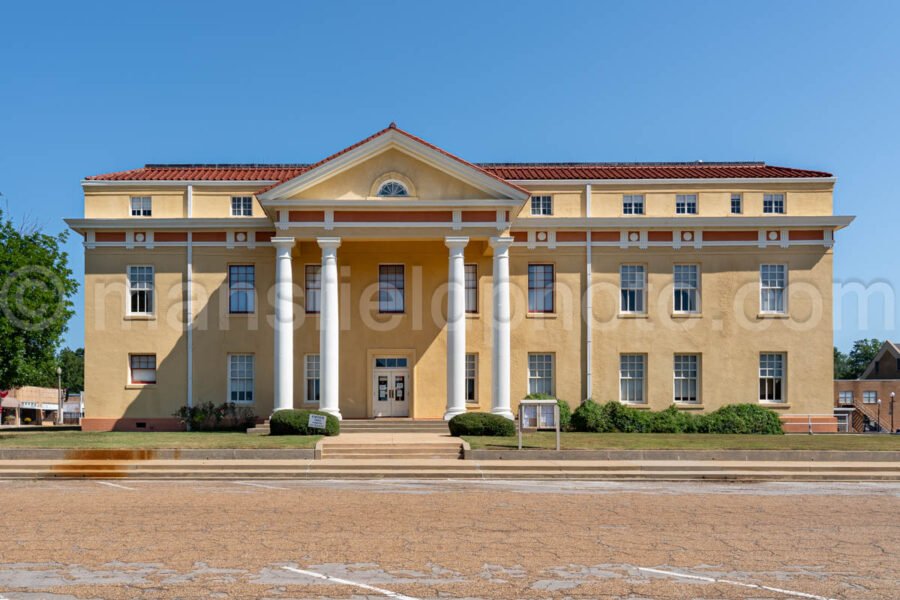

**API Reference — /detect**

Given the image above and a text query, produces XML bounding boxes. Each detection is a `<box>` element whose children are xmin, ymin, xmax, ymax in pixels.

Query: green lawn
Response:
<box><xmin>0</xmin><ymin>431</ymin><xmax>320</xmax><ymax>449</ymax></box>
<box><xmin>464</xmin><ymin>432</ymin><xmax>900</xmax><ymax>451</ymax></box>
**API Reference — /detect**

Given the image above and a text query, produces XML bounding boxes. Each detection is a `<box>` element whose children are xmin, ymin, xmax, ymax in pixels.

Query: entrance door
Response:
<box><xmin>372</xmin><ymin>357</ymin><xmax>409</xmax><ymax>417</ymax></box>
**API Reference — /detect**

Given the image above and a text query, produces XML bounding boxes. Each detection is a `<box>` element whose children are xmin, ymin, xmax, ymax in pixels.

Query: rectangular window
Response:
<box><xmin>231</xmin><ymin>196</ymin><xmax>253</xmax><ymax>217</ymax></box>
<box><xmin>130</xmin><ymin>196</ymin><xmax>151</xmax><ymax>217</ymax></box>
<box><xmin>465</xmin><ymin>353</ymin><xmax>478</xmax><ymax>403</ymax></box>
<box><xmin>378</xmin><ymin>265</ymin><xmax>405</xmax><ymax>313</ymax></box>
<box><xmin>464</xmin><ymin>264</ymin><xmax>477</xmax><ymax>313</ymax></box>
<box><xmin>760</xmin><ymin>264</ymin><xmax>787</xmax><ymax>314</ymax></box>
<box><xmin>527</xmin><ymin>353</ymin><xmax>554</xmax><ymax>396</ymax></box>
<box><xmin>731</xmin><ymin>193</ymin><xmax>743</xmax><ymax>214</ymax></box>
<box><xmin>673</xmin><ymin>264</ymin><xmax>700</xmax><ymax>313</ymax></box>
<box><xmin>674</xmin><ymin>354</ymin><xmax>700</xmax><ymax>403</ymax></box>
<box><xmin>620</xmin><ymin>265</ymin><xmax>646</xmax><ymax>313</ymax></box>
<box><xmin>305</xmin><ymin>355</ymin><xmax>320</xmax><ymax>404</ymax></box>
<box><xmin>623</xmin><ymin>194</ymin><xmax>645</xmax><ymax>215</ymax></box>
<box><xmin>228</xmin><ymin>354</ymin><xmax>254</xmax><ymax>403</ymax></box>
<box><xmin>620</xmin><ymin>354</ymin><xmax>646</xmax><ymax>404</ymax></box>
<box><xmin>228</xmin><ymin>265</ymin><xmax>255</xmax><ymax>314</ymax></box>
<box><xmin>527</xmin><ymin>264</ymin><xmax>554</xmax><ymax>313</ymax></box>
<box><xmin>763</xmin><ymin>193</ymin><xmax>785</xmax><ymax>214</ymax></box>
<box><xmin>863</xmin><ymin>390</ymin><xmax>878</xmax><ymax>404</ymax></box>
<box><xmin>838</xmin><ymin>391</ymin><xmax>854</xmax><ymax>405</ymax></box>
<box><xmin>530</xmin><ymin>195</ymin><xmax>553</xmax><ymax>216</ymax></box>
<box><xmin>129</xmin><ymin>354</ymin><xmax>157</xmax><ymax>384</ymax></box>
<box><xmin>675</xmin><ymin>194</ymin><xmax>698</xmax><ymax>214</ymax></box>
<box><xmin>759</xmin><ymin>353</ymin><xmax>786</xmax><ymax>403</ymax></box>
<box><xmin>127</xmin><ymin>266</ymin><xmax>154</xmax><ymax>315</ymax></box>
<box><xmin>305</xmin><ymin>265</ymin><xmax>321</xmax><ymax>313</ymax></box>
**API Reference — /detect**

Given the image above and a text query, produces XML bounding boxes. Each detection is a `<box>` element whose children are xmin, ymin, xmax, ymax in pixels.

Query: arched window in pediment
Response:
<box><xmin>377</xmin><ymin>180</ymin><xmax>409</xmax><ymax>197</ymax></box>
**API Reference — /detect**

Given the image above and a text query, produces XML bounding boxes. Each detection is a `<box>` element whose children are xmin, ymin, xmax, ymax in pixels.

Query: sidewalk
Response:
<box><xmin>1</xmin><ymin>458</ymin><xmax>898</xmax><ymax>481</ymax></box>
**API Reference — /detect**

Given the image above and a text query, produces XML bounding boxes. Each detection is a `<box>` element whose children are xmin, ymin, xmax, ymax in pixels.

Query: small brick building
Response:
<box><xmin>834</xmin><ymin>341</ymin><xmax>900</xmax><ymax>432</ymax></box>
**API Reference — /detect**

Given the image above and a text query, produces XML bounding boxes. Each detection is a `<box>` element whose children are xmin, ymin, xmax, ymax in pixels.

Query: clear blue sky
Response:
<box><xmin>1</xmin><ymin>0</ymin><xmax>897</xmax><ymax>351</ymax></box>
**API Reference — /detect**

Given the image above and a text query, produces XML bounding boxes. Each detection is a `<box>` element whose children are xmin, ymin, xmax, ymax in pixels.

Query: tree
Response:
<box><xmin>834</xmin><ymin>346</ymin><xmax>849</xmax><ymax>379</ymax></box>
<box><xmin>0</xmin><ymin>210</ymin><xmax>78</xmax><ymax>390</ymax></box>
<box><xmin>58</xmin><ymin>347</ymin><xmax>84</xmax><ymax>394</ymax></box>
<box><xmin>845</xmin><ymin>338</ymin><xmax>884</xmax><ymax>379</ymax></box>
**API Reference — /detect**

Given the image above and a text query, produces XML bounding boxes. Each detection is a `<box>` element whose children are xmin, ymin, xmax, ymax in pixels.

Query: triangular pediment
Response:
<box><xmin>257</xmin><ymin>125</ymin><xmax>530</xmax><ymax>205</ymax></box>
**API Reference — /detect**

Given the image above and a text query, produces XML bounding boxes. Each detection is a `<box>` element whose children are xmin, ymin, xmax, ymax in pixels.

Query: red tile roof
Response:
<box><xmin>85</xmin><ymin>126</ymin><xmax>832</xmax><ymax>184</ymax></box>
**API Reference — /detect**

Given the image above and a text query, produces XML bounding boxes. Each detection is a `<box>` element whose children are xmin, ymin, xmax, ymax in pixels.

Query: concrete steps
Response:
<box><xmin>320</xmin><ymin>444</ymin><xmax>461</xmax><ymax>460</ymax></box>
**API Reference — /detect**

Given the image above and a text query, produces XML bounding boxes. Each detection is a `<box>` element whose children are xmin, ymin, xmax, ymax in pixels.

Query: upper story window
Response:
<box><xmin>731</xmin><ymin>193</ymin><xmax>743</xmax><ymax>214</ymax></box>
<box><xmin>760</xmin><ymin>264</ymin><xmax>787</xmax><ymax>314</ymax></box>
<box><xmin>231</xmin><ymin>196</ymin><xmax>253</xmax><ymax>217</ymax></box>
<box><xmin>623</xmin><ymin>194</ymin><xmax>644</xmax><ymax>215</ymax></box>
<box><xmin>127</xmin><ymin>265</ymin><xmax>154</xmax><ymax>315</ymax></box>
<box><xmin>527</xmin><ymin>264</ymin><xmax>555</xmax><ymax>313</ymax></box>
<box><xmin>673</xmin><ymin>264</ymin><xmax>700</xmax><ymax>314</ymax></box>
<box><xmin>129</xmin><ymin>354</ymin><xmax>157</xmax><ymax>384</ymax></box>
<box><xmin>675</xmin><ymin>194</ymin><xmax>698</xmax><ymax>215</ymax></box>
<box><xmin>763</xmin><ymin>193</ymin><xmax>785</xmax><ymax>214</ymax></box>
<box><xmin>464</xmin><ymin>264</ymin><xmax>478</xmax><ymax>313</ymax></box>
<box><xmin>130</xmin><ymin>196</ymin><xmax>152</xmax><ymax>217</ymax></box>
<box><xmin>530</xmin><ymin>195</ymin><xmax>553</xmax><ymax>216</ymax></box>
<box><xmin>379</xmin><ymin>265</ymin><xmax>405</xmax><ymax>313</ymax></box>
<box><xmin>305</xmin><ymin>265</ymin><xmax>321</xmax><ymax>314</ymax></box>
<box><xmin>863</xmin><ymin>390</ymin><xmax>878</xmax><ymax>404</ymax></box>
<box><xmin>377</xmin><ymin>181</ymin><xmax>408</xmax><ymax>197</ymax></box>
<box><xmin>228</xmin><ymin>265</ymin><xmax>255</xmax><ymax>314</ymax></box>
<box><xmin>620</xmin><ymin>264</ymin><xmax>646</xmax><ymax>314</ymax></box>
<box><xmin>838</xmin><ymin>391</ymin><xmax>854</xmax><ymax>405</ymax></box>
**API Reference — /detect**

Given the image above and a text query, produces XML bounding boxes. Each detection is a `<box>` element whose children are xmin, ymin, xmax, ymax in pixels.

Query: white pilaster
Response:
<box><xmin>444</xmin><ymin>236</ymin><xmax>469</xmax><ymax>421</ymax></box>
<box><xmin>318</xmin><ymin>237</ymin><xmax>342</xmax><ymax>420</ymax></box>
<box><xmin>272</xmin><ymin>237</ymin><xmax>296</xmax><ymax>413</ymax></box>
<box><xmin>490</xmin><ymin>237</ymin><xmax>514</xmax><ymax>419</ymax></box>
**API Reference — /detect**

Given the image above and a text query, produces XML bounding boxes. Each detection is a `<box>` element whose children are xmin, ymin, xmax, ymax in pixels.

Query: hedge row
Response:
<box><xmin>570</xmin><ymin>401</ymin><xmax>783</xmax><ymax>435</ymax></box>
<box><xmin>448</xmin><ymin>412</ymin><xmax>515</xmax><ymax>437</ymax></box>
<box><xmin>269</xmin><ymin>409</ymin><xmax>340</xmax><ymax>436</ymax></box>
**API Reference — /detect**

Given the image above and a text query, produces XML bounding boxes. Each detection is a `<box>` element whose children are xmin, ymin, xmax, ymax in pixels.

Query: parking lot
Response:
<box><xmin>0</xmin><ymin>479</ymin><xmax>896</xmax><ymax>599</ymax></box>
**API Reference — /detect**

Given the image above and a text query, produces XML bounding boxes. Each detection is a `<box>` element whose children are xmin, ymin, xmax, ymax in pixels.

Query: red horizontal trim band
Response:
<box><xmin>95</xmin><ymin>232</ymin><xmax>125</xmax><ymax>242</ymax></box>
<box><xmin>592</xmin><ymin>231</ymin><xmax>619</xmax><ymax>242</ymax></box>
<box><xmin>703</xmin><ymin>230</ymin><xmax>757</xmax><ymax>242</ymax></box>
<box><xmin>256</xmin><ymin>231</ymin><xmax>275</xmax><ymax>242</ymax></box>
<box><xmin>334</xmin><ymin>211</ymin><xmax>453</xmax><ymax>223</ymax></box>
<box><xmin>154</xmin><ymin>232</ymin><xmax>187</xmax><ymax>242</ymax></box>
<box><xmin>556</xmin><ymin>231</ymin><xmax>586</xmax><ymax>242</ymax></box>
<box><xmin>789</xmin><ymin>229</ymin><xmax>824</xmax><ymax>241</ymax></box>
<box><xmin>511</xmin><ymin>231</ymin><xmax>528</xmax><ymax>242</ymax></box>
<box><xmin>461</xmin><ymin>210</ymin><xmax>496</xmax><ymax>222</ymax></box>
<box><xmin>648</xmin><ymin>231</ymin><xmax>673</xmax><ymax>242</ymax></box>
<box><xmin>192</xmin><ymin>231</ymin><xmax>227</xmax><ymax>242</ymax></box>
<box><xmin>289</xmin><ymin>210</ymin><xmax>325</xmax><ymax>222</ymax></box>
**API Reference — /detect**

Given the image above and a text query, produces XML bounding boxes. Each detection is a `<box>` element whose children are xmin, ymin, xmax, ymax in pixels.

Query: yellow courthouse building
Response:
<box><xmin>66</xmin><ymin>124</ymin><xmax>852</xmax><ymax>432</ymax></box>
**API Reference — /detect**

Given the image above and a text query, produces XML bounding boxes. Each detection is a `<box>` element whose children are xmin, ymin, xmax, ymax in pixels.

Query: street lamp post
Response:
<box><xmin>877</xmin><ymin>398</ymin><xmax>882</xmax><ymax>433</ymax></box>
<box><xmin>891</xmin><ymin>391</ymin><xmax>896</xmax><ymax>434</ymax></box>
<box><xmin>56</xmin><ymin>366</ymin><xmax>63</xmax><ymax>426</ymax></box>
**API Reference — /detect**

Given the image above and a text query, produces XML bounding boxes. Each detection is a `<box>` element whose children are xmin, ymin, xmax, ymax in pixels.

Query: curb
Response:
<box><xmin>464</xmin><ymin>449</ymin><xmax>900</xmax><ymax>462</ymax></box>
<box><xmin>0</xmin><ymin>448</ymin><xmax>316</xmax><ymax>460</ymax></box>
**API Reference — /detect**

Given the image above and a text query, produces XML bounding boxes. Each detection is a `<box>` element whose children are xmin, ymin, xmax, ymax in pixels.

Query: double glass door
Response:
<box><xmin>373</xmin><ymin>358</ymin><xmax>409</xmax><ymax>417</ymax></box>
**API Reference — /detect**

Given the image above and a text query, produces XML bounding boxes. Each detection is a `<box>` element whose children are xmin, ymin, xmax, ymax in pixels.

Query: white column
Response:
<box><xmin>444</xmin><ymin>236</ymin><xmax>469</xmax><ymax>421</ymax></box>
<box><xmin>317</xmin><ymin>237</ymin><xmax>342</xmax><ymax>420</ymax></box>
<box><xmin>490</xmin><ymin>236</ymin><xmax>514</xmax><ymax>419</ymax></box>
<box><xmin>272</xmin><ymin>237</ymin><xmax>296</xmax><ymax>413</ymax></box>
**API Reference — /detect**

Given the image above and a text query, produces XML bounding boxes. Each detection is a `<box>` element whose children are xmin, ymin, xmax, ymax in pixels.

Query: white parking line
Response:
<box><xmin>281</xmin><ymin>566</ymin><xmax>420</xmax><ymax>600</ymax></box>
<box><xmin>95</xmin><ymin>481</ymin><xmax>136</xmax><ymax>491</ymax></box>
<box><xmin>637</xmin><ymin>566</ymin><xmax>838</xmax><ymax>600</ymax></box>
<box><xmin>234</xmin><ymin>481</ymin><xmax>289</xmax><ymax>491</ymax></box>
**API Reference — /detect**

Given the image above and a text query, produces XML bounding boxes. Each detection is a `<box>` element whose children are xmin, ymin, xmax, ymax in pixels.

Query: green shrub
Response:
<box><xmin>525</xmin><ymin>393</ymin><xmax>572</xmax><ymax>431</ymax></box>
<box><xmin>448</xmin><ymin>412</ymin><xmax>515</xmax><ymax>437</ymax></box>
<box><xmin>172</xmin><ymin>401</ymin><xmax>257</xmax><ymax>432</ymax></box>
<box><xmin>269</xmin><ymin>409</ymin><xmax>340</xmax><ymax>436</ymax></box>
<box><xmin>571</xmin><ymin>399</ymin><xmax>613</xmax><ymax>433</ymax></box>
<box><xmin>699</xmin><ymin>404</ymin><xmax>783</xmax><ymax>435</ymax></box>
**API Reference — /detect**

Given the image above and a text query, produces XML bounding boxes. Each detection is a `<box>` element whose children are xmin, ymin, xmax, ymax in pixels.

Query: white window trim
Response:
<box><xmin>838</xmin><ymin>391</ymin><xmax>854</xmax><ymax>405</ymax></box>
<box><xmin>730</xmin><ymin>193</ymin><xmax>743</xmax><ymax>215</ymax></box>
<box><xmin>377</xmin><ymin>180</ymin><xmax>409</xmax><ymax>197</ymax></box>
<box><xmin>230</xmin><ymin>196</ymin><xmax>254</xmax><ymax>217</ymax></box>
<box><xmin>619</xmin><ymin>353</ymin><xmax>647</xmax><ymax>404</ymax></box>
<box><xmin>673</xmin><ymin>263</ymin><xmax>701</xmax><ymax>314</ymax></box>
<box><xmin>675</xmin><ymin>194</ymin><xmax>698</xmax><ymax>215</ymax></box>
<box><xmin>619</xmin><ymin>264</ymin><xmax>647</xmax><ymax>315</ymax></box>
<box><xmin>622</xmin><ymin>194</ymin><xmax>645</xmax><ymax>215</ymax></box>
<box><xmin>227</xmin><ymin>354</ymin><xmax>255</xmax><ymax>404</ymax></box>
<box><xmin>759</xmin><ymin>352</ymin><xmax>787</xmax><ymax>404</ymax></box>
<box><xmin>125</xmin><ymin>264</ymin><xmax>155</xmax><ymax>316</ymax></box>
<box><xmin>862</xmin><ymin>390</ymin><xmax>878</xmax><ymax>404</ymax></box>
<box><xmin>526</xmin><ymin>352</ymin><xmax>555</xmax><ymax>396</ymax></box>
<box><xmin>530</xmin><ymin>195</ymin><xmax>553</xmax><ymax>216</ymax></box>
<box><xmin>128</xmin><ymin>353</ymin><xmax>157</xmax><ymax>386</ymax></box>
<box><xmin>763</xmin><ymin>192</ymin><xmax>787</xmax><ymax>214</ymax></box>
<box><xmin>304</xmin><ymin>353</ymin><xmax>320</xmax><ymax>405</ymax></box>
<box><xmin>673</xmin><ymin>354</ymin><xmax>701</xmax><ymax>404</ymax></box>
<box><xmin>759</xmin><ymin>263</ymin><xmax>789</xmax><ymax>315</ymax></box>
<box><xmin>130</xmin><ymin>196</ymin><xmax>152</xmax><ymax>217</ymax></box>
<box><xmin>465</xmin><ymin>353</ymin><xmax>478</xmax><ymax>404</ymax></box>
